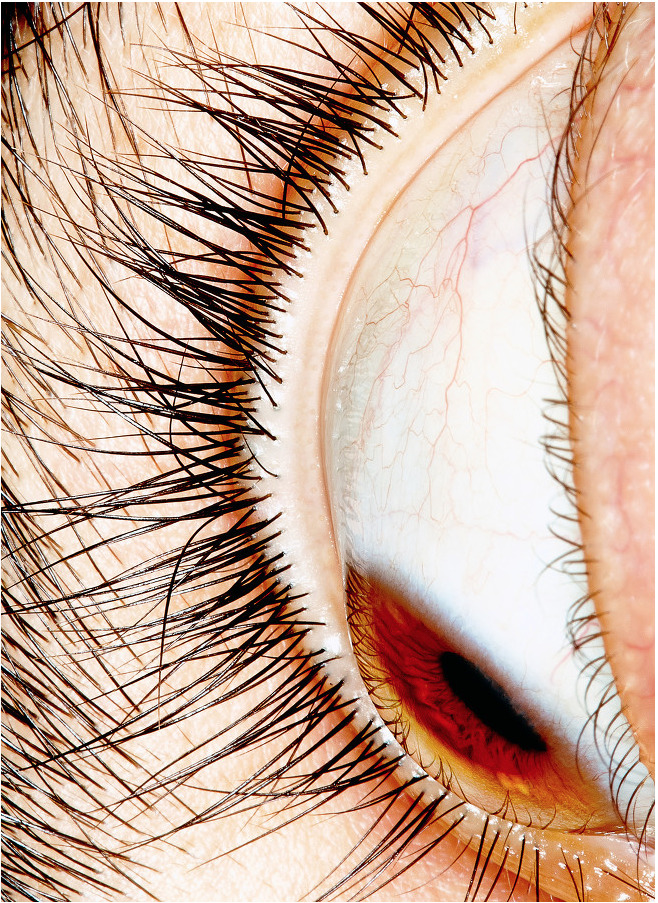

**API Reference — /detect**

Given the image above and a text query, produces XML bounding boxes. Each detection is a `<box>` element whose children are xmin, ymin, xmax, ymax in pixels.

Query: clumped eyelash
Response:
<box><xmin>1</xmin><ymin>4</ymin><xmax>648</xmax><ymax>903</ymax></box>
<box><xmin>0</xmin><ymin>4</ymin><xmax>501</xmax><ymax>900</ymax></box>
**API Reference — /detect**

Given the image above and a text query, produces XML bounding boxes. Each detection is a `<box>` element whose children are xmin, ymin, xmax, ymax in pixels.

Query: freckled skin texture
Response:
<box><xmin>566</xmin><ymin>3</ymin><xmax>655</xmax><ymax>775</ymax></box>
<box><xmin>2</xmin><ymin>4</ymin><xmax>653</xmax><ymax>902</ymax></box>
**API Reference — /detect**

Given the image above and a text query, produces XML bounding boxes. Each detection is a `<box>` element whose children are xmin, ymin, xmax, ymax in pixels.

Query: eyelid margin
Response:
<box><xmin>256</xmin><ymin>1</ymin><xmax>593</xmax><ymax>674</ymax></box>
<box><xmin>3</xmin><ymin>3</ymin><xmax>652</xmax><ymax>900</ymax></box>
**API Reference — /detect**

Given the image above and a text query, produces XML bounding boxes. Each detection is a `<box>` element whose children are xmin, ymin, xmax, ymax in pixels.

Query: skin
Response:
<box><xmin>2</xmin><ymin>4</ymin><xmax>654</xmax><ymax>901</ymax></box>
<box><xmin>566</xmin><ymin>2</ymin><xmax>655</xmax><ymax>776</ymax></box>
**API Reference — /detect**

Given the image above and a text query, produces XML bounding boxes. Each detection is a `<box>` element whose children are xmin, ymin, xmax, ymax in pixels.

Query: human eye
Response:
<box><xmin>260</xmin><ymin>0</ymin><xmax>654</xmax><ymax>895</ymax></box>
<box><xmin>2</xmin><ymin>4</ymin><xmax>653</xmax><ymax>903</ymax></box>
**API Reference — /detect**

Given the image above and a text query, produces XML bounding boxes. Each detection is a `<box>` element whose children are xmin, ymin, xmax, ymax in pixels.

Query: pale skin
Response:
<box><xmin>2</xmin><ymin>4</ymin><xmax>654</xmax><ymax>902</ymax></box>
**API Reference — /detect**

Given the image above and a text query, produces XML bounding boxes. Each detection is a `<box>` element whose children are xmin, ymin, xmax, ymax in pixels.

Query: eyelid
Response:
<box><xmin>259</xmin><ymin>0</ymin><xmax>592</xmax><ymax>705</ymax></box>
<box><xmin>5</xmin><ymin>7</ymin><xmax>516</xmax><ymax>899</ymax></box>
<box><xmin>2</xmin><ymin>3</ymin><xmax>652</xmax><ymax>900</ymax></box>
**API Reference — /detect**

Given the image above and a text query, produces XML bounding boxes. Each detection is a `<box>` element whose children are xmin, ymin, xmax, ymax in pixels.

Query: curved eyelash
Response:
<box><xmin>0</xmin><ymin>4</ymin><xmax>502</xmax><ymax>900</ymax></box>
<box><xmin>1</xmin><ymin>3</ymin><xmax>648</xmax><ymax>903</ymax></box>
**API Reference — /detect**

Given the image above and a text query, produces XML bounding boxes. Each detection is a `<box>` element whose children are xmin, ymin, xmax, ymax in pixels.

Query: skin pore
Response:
<box><xmin>2</xmin><ymin>4</ymin><xmax>654</xmax><ymax>902</ymax></box>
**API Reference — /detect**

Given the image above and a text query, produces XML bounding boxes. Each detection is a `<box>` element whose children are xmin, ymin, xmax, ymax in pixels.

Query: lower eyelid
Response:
<box><xmin>256</xmin><ymin>5</ymin><xmax>654</xmax><ymax>898</ymax></box>
<box><xmin>3</xmin><ymin>4</ymin><xmax>653</xmax><ymax>902</ymax></box>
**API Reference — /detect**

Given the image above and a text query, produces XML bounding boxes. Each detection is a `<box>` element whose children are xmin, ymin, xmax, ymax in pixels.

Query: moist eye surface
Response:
<box><xmin>319</xmin><ymin>1</ymin><xmax>652</xmax><ymax>849</ymax></box>
<box><xmin>253</xmin><ymin>4</ymin><xmax>654</xmax><ymax>899</ymax></box>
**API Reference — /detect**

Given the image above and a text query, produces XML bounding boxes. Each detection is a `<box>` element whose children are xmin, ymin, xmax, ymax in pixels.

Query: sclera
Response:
<box><xmin>253</xmin><ymin>4</ymin><xmax>654</xmax><ymax>899</ymax></box>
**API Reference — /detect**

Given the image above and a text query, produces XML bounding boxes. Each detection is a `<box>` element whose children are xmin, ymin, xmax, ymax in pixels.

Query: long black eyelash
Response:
<box><xmin>1</xmin><ymin>4</ymin><xmax>518</xmax><ymax>901</ymax></box>
<box><xmin>532</xmin><ymin>2</ymin><xmax>654</xmax><ymax>852</ymax></box>
<box><xmin>1</xmin><ymin>4</ymin><xmax>650</xmax><ymax>903</ymax></box>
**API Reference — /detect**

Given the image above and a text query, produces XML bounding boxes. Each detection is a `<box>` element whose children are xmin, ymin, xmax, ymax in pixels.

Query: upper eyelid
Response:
<box><xmin>2</xmin><ymin>5</ymin><xmax>495</xmax><ymax>898</ymax></box>
<box><xmin>2</xmin><ymin>7</ymin><xmax>644</xmax><ymax>903</ymax></box>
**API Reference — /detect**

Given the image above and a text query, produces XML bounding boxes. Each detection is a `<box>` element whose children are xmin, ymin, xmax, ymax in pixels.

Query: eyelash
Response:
<box><xmin>532</xmin><ymin>5</ymin><xmax>653</xmax><ymax>845</ymax></box>
<box><xmin>1</xmin><ymin>4</ymin><xmax>648</xmax><ymax>902</ymax></box>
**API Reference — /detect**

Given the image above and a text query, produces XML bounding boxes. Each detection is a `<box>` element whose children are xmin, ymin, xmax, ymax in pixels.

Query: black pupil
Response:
<box><xmin>440</xmin><ymin>651</ymin><xmax>547</xmax><ymax>753</ymax></box>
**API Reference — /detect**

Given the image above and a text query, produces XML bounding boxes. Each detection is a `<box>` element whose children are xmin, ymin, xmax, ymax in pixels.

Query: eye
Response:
<box><xmin>3</xmin><ymin>3</ymin><xmax>652</xmax><ymax>901</ymax></box>
<box><xmin>323</xmin><ymin>6</ymin><xmax>650</xmax><ymax>831</ymax></box>
<box><xmin>260</xmin><ymin>4</ymin><xmax>654</xmax><ymax>899</ymax></box>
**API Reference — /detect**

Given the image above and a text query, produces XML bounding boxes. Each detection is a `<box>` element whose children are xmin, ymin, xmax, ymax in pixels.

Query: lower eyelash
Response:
<box><xmin>2</xmin><ymin>5</ymin><xmax>496</xmax><ymax>899</ymax></box>
<box><xmin>1</xmin><ymin>4</ymin><xmax>649</xmax><ymax>902</ymax></box>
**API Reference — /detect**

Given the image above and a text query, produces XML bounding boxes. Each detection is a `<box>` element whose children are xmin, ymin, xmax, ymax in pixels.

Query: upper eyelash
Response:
<box><xmin>1</xmin><ymin>4</ymin><xmax>499</xmax><ymax>900</ymax></box>
<box><xmin>1</xmin><ymin>3</ymin><xmax>649</xmax><ymax>902</ymax></box>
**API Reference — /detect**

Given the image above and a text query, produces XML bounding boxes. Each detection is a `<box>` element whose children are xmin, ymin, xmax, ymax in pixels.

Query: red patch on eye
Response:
<box><xmin>346</xmin><ymin>565</ymin><xmax>548</xmax><ymax>781</ymax></box>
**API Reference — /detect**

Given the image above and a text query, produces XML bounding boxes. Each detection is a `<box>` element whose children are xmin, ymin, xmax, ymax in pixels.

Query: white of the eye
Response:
<box><xmin>250</xmin><ymin>0</ymin><xmax>652</xmax><ymax>859</ymax></box>
<box><xmin>323</xmin><ymin>45</ymin><xmax>651</xmax><ymax>826</ymax></box>
<box><xmin>326</xmin><ymin>99</ymin><xmax>576</xmax><ymax>727</ymax></box>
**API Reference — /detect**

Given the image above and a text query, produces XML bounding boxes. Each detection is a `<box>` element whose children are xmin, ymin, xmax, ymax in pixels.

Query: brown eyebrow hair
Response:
<box><xmin>2</xmin><ymin>4</ymin><xmax>514</xmax><ymax>900</ymax></box>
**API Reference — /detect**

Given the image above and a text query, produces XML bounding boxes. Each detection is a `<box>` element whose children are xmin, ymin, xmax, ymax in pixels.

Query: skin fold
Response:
<box><xmin>2</xmin><ymin>4</ymin><xmax>654</xmax><ymax>901</ymax></box>
<box><xmin>566</xmin><ymin>2</ymin><xmax>655</xmax><ymax>777</ymax></box>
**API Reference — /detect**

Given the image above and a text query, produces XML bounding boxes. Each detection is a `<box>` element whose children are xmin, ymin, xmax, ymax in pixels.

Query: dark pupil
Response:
<box><xmin>440</xmin><ymin>651</ymin><xmax>548</xmax><ymax>753</ymax></box>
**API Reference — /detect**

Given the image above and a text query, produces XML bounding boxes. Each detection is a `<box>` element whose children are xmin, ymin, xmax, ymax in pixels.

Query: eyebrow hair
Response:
<box><xmin>2</xmin><ymin>4</ymin><xmax>506</xmax><ymax>899</ymax></box>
